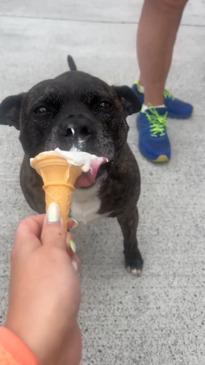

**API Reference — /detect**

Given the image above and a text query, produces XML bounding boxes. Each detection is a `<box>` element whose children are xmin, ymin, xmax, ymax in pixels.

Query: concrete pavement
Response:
<box><xmin>0</xmin><ymin>1</ymin><xmax>205</xmax><ymax>364</ymax></box>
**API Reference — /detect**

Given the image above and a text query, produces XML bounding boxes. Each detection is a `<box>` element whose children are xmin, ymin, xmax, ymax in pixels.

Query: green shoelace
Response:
<box><xmin>144</xmin><ymin>108</ymin><xmax>168</xmax><ymax>137</ymax></box>
<box><xmin>164</xmin><ymin>89</ymin><xmax>175</xmax><ymax>100</ymax></box>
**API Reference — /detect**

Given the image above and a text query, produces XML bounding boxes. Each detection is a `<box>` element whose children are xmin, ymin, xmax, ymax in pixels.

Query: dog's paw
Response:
<box><xmin>125</xmin><ymin>248</ymin><xmax>143</xmax><ymax>276</ymax></box>
<box><xmin>126</xmin><ymin>266</ymin><xmax>142</xmax><ymax>276</ymax></box>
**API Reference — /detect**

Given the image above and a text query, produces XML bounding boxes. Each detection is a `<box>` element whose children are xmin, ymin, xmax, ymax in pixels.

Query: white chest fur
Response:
<box><xmin>71</xmin><ymin>183</ymin><xmax>102</xmax><ymax>224</ymax></box>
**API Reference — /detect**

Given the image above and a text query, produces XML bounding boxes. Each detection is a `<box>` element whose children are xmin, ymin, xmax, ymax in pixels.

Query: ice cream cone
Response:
<box><xmin>31</xmin><ymin>152</ymin><xmax>82</xmax><ymax>228</ymax></box>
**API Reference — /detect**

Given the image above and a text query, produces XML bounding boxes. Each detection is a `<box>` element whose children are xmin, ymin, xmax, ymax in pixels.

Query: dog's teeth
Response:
<box><xmin>71</xmin><ymin>128</ymin><xmax>75</xmax><ymax>135</ymax></box>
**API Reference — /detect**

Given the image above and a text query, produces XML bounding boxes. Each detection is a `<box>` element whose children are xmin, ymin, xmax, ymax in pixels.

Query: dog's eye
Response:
<box><xmin>98</xmin><ymin>101</ymin><xmax>111</xmax><ymax>110</ymax></box>
<box><xmin>34</xmin><ymin>106</ymin><xmax>49</xmax><ymax>114</ymax></box>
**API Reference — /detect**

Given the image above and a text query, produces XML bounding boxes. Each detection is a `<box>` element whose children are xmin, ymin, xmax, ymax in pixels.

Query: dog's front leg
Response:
<box><xmin>117</xmin><ymin>206</ymin><xmax>143</xmax><ymax>275</ymax></box>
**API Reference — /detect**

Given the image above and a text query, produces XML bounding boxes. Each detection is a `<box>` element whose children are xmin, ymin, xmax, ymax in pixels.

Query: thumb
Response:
<box><xmin>41</xmin><ymin>202</ymin><xmax>67</xmax><ymax>249</ymax></box>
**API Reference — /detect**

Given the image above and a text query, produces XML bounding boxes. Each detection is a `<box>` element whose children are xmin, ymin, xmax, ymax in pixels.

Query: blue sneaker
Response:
<box><xmin>132</xmin><ymin>82</ymin><xmax>193</xmax><ymax>119</ymax></box>
<box><xmin>137</xmin><ymin>107</ymin><xmax>171</xmax><ymax>163</ymax></box>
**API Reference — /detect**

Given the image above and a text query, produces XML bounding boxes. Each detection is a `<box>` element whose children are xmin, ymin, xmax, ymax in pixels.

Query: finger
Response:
<box><xmin>13</xmin><ymin>214</ymin><xmax>45</xmax><ymax>255</ymax></box>
<box><xmin>41</xmin><ymin>202</ymin><xmax>67</xmax><ymax>249</ymax></box>
<box><xmin>66</xmin><ymin>232</ymin><xmax>76</xmax><ymax>253</ymax></box>
<box><xmin>65</xmin><ymin>233</ymin><xmax>80</xmax><ymax>272</ymax></box>
<box><xmin>71</xmin><ymin>254</ymin><xmax>80</xmax><ymax>272</ymax></box>
<box><xmin>67</xmin><ymin>218</ymin><xmax>79</xmax><ymax>231</ymax></box>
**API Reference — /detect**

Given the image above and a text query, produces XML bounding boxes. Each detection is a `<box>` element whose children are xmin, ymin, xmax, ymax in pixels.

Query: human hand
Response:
<box><xmin>5</xmin><ymin>203</ymin><xmax>81</xmax><ymax>365</ymax></box>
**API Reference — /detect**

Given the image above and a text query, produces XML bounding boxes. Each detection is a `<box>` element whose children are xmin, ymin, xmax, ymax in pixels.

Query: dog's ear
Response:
<box><xmin>0</xmin><ymin>93</ymin><xmax>25</xmax><ymax>130</ymax></box>
<box><xmin>113</xmin><ymin>85</ymin><xmax>142</xmax><ymax>116</ymax></box>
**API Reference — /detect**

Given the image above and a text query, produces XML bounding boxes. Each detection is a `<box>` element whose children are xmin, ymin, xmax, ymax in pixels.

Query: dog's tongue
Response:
<box><xmin>51</xmin><ymin>149</ymin><xmax>108</xmax><ymax>189</ymax></box>
<box><xmin>76</xmin><ymin>157</ymin><xmax>108</xmax><ymax>188</ymax></box>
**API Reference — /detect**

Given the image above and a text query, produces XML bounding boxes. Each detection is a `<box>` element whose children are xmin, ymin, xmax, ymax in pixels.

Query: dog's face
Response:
<box><xmin>0</xmin><ymin>69</ymin><xmax>141</xmax><ymax>163</ymax></box>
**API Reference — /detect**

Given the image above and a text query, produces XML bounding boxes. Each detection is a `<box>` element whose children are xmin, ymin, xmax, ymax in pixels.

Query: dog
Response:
<box><xmin>0</xmin><ymin>56</ymin><xmax>143</xmax><ymax>274</ymax></box>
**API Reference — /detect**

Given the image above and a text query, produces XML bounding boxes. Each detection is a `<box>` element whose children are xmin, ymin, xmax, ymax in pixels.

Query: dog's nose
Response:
<box><xmin>66</xmin><ymin>125</ymin><xmax>91</xmax><ymax>138</ymax></box>
<box><xmin>65</xmin><ymin>115</ymin><xmax>94</xmax><ymax>139</ymax></box>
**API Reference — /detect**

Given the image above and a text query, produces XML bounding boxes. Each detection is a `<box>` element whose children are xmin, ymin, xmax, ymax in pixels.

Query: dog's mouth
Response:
<box><xmin>76</xmin><ymin>157</ymin><xmax>108</xmax><ymax>188</ymax></box>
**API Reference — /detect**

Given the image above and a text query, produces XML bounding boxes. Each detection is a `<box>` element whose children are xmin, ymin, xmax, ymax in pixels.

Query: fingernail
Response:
<box><xmin>68</xmin><ymin>218</ymin><xmax>79</xmax><ymax>230</ymax></box>
<box><xmin>47</xmin><ymin>202</ymin><xmax>60</xmax><ymax>223</ymax></box>
<box><xmin>72</xmin><ymin>260</ymin><xmax>78</xmax><ymax>272</ymax></box>
<box><xmin>69</xmin><ymin>239</ymin><xmax>76</xmax><ymax>253</ymax></box>
<box><xmin>70</xmin><ymin>219</ymin><xmax>79</xmax><ymax>229</ymax></box>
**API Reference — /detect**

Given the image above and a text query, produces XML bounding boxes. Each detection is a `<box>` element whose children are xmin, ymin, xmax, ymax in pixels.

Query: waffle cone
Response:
<box><xmin>31</xmin><ymin>152</ymin><xmax>82</xmax><ymax>228</ymax></box>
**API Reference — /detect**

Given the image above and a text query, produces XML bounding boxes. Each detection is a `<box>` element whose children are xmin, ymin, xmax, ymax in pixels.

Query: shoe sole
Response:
<box><xmin>139</xmin><ymin>141</ymin><xmax>170</xmax><ymax>163</ymax></box>
<box><xmin>152</xmin><ymin>155</ymin><xmax>169</xmax><ymax>163</ymax></box>
<box><xmin>139</xmin><ymin>145</ymin><xmax>170</xmax><ymax>163</ymax></box>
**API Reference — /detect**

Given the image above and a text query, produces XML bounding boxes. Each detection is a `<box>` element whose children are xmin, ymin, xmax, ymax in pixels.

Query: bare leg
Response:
<box><xmin>137</xmin><ymin>0</ymin><xmax>188</xmax><ymax>106</ymax></box>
